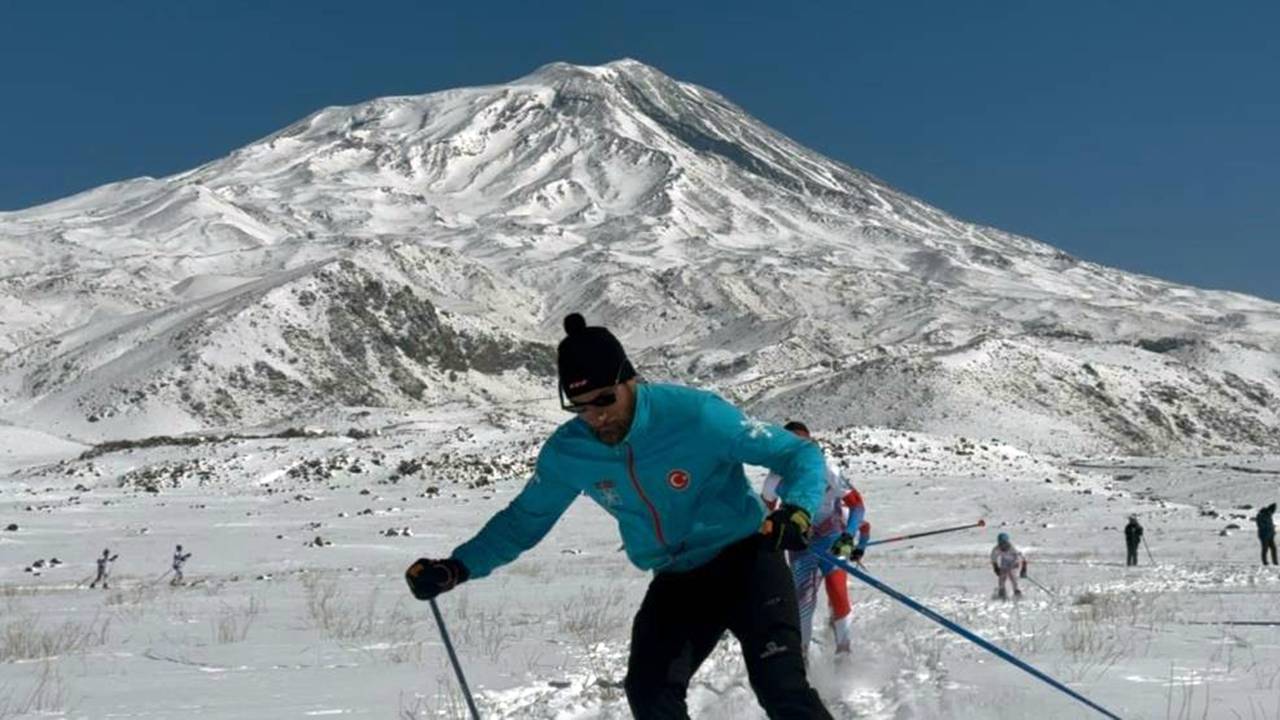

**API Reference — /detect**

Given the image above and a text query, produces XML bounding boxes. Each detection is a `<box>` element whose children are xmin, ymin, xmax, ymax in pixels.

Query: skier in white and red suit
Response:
<box><xmin>763</xmin><ymin>421</ymin><xmax>869</xmax><ymax>657</ymax></box>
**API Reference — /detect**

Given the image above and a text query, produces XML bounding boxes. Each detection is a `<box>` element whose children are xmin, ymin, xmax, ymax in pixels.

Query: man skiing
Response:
<box><xmin>406</xmin><ymin>314</ymin><xmax>834</xmax><ymax>719</ymax></box>
<box><xmin>1124</xmin><ymin>516</ymin><xmax>1144</xmax><ymax>567</ymax></box>
<box><xmin>170</xmin><ymin>544</ymin><xmax>192</xmax><ymax>585</ymax></box>
<box><xmin>990</xmin><ymin>532</ymin><xmax>1026</xmax><ymax>600</ymax></box>
<box><xmin>762</xmin><ymin>421</ymin><xmax>869</xmax><ymax>658</ymax></box>
<box><xmin>1256</xmin><ymin>503</ymin><xmax>1277</xmax><ymax>566</ymax></box>
<box><xmin>89</xmin><ymin>548</ymin><xmax>117</xmax><ymax>589</ymax></box>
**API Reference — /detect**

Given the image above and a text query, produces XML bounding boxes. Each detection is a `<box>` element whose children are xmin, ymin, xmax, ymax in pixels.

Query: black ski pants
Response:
<box><xmin>1125</xmin><ymin>542</ymin><xmax>1139</xmax><ymax>566</ymax></box>
<box><xmin>1261</xmin><ymin>536</ymin><xmax>1278</xmax><ymax>566</ymax></box>
<box><xmin>624</xmin><ymin>534</ymin><xmax>833</xmax><ymax>720</ymax></box>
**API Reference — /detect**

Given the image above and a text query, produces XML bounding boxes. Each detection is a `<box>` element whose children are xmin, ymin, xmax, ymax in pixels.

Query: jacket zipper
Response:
<box><xmin>626</xmin><ymin>445</ymin><xmax>668</xmax><ymax>548</ymax></box>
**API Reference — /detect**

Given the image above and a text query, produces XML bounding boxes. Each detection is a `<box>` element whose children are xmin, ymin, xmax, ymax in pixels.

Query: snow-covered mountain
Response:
<box><xmin>2</xmin><ymin>59</ymin><xmax>1278</xmax><ymax>454</ymax></box>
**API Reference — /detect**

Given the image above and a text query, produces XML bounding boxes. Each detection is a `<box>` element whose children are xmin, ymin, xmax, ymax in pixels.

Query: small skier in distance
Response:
<box><xmin>170</xmin><ymin>544</ymin><xmax>192</xmax><ymax>586</ymax></box>
<box><xmin>990</xmin><ymin>532</ymin><xmax>1026</xmax><ymax>600</ymax></box>
<box><xmin>1124</xmin><ymin>516</ymin><xmax>1144</xmax><ymax>567</ymax></box>
<box><xmin>89</xmin><ymin>548</ymin><xmax>118</xmax><ymax>590</ymax></box>
<box><xmin>1256</xmin><ymin>503</ymin><xmax>1277</xmax><ymax>566</ymax></box>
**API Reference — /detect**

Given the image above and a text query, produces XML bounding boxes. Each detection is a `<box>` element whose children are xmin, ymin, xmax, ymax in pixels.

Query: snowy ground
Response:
<box><xmin>3</xmin><ymin>416</ymin><xmax>1280</xmax><ymax>719</ymax></box>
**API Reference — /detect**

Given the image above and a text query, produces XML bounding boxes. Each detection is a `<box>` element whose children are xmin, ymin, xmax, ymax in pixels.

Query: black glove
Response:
<box><xmin>850</xmin><ymin>546</ymin><xmax>865</xmax><ymax>562</ymax></box>
<box><xmin>762</xmin><ymin>504</ymin><xmax>812</xmax><ymax>551</ymax></box>
<box><xmin>405</xmin><ymin>558</ymin><xmax>469</xmax><ymax>601</ymax></box>
<box><xmin>992</xmin><ymin>565</ymin><xmax>1001</xmax><ymax>576</ymax></box>
<box><xmin>1019</xmin><ymin>566</ymin><xmax>1028</xmax><ymax>579</ymax></box>
<box><xmin>831</xmin><ymin>532</ymin><xmax>856</xmax><ymax>559</ymax></box>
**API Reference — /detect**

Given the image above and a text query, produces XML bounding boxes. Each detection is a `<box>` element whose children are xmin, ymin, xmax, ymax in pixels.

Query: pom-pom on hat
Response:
<box><xmin>783</xmin><ymin>420</ymin><xmax>810</xmax><ymax>435</ymax></box>
<box><xmin>557</xmin><ymin>313</ymin><xmax>636</xmax><ymax>397</ymax></box>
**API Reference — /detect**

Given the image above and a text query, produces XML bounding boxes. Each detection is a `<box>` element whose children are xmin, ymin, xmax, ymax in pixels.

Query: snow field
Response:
<box><xmin>2</xmin><ymin>421</ymin><xmax>1280</xmax><ymax>718</ymax></box>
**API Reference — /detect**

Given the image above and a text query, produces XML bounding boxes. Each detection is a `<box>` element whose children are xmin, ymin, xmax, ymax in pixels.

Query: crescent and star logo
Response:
<box><xmin>667</xmin><ymin>469</ymin><xmax>691</xmax><ymax>491</ymax></box>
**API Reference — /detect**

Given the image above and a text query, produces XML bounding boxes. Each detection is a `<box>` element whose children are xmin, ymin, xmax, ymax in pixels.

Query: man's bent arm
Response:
<box><xmin>701</xmin><ymin>393</ymin><xmax>827</xmax><ymax>517</ymax></box>
<box><xmin>451</xmin><ymin>470</ymin><xmax>578</xmax><ymax>579</ymax></box>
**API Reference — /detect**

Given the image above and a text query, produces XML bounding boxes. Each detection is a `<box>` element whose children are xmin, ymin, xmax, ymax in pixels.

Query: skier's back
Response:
<box><xmin>1124</xmin><ymin>516</ymin><xmax>1143</xmax><ymax>566</ymax></box>
<box><xmin>1257</xmin><ymin>504</ymin><xmax>1277</xmax><ymax>566</ymax></box>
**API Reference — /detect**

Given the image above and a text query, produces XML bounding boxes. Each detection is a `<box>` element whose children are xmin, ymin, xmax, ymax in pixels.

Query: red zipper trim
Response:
<box><xmin>626</xmin><ymin>445</ymin><xmax>668</xmax><ymax>548</ymax></box>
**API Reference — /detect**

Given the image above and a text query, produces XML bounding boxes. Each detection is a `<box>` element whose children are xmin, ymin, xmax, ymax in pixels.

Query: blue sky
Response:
<box><xmin>2</xmin><ymin>1</ymin><xmax>1276</xmax><ymax>300</ymax></box>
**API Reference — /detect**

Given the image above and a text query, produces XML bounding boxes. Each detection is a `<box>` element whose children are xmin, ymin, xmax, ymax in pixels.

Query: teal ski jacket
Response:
<box><xmin>452</xmin><ymin>383</ymin><xmax>828</xmax><ymax>577</ymax></box>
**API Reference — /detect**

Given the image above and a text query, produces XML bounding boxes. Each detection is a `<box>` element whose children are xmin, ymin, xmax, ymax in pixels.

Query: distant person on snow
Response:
<box><xmin>990</xmin><ymin>533</ymin><xmax>1026</xmax><ymax>600</ymax></box>
<box><xmin>1257</xmin><ymin>503</ymin><xmax>1277</xmax><ymax>566</ymax></box>
<box><xmin>89</xmin><ymin>548</ymin><xmax>117</xmax><ymax>590</ymax></box>
<box><xmin>405</xmin><ymin>314</ymin><xmax>835</xmax><ymax>719</ymax></box>
<box><xmin>1124</xmin><ymin>516</ymin><xmax>1144</xmax><ymax>567</ymax></box>
<box><xmin>170</xmin><ymin>544</ymin><xmax>192</xmax><ymax>585</ymax></box>
<box><xmin>762</xmin><ymin>421</ymin><xmax>870</xmax><ymax>658</ymax></box>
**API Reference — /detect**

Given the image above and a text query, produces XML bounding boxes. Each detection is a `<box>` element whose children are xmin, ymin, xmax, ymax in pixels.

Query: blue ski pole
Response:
<box><xmin>429</xmin><ymin>597</ymin><xmax>482</xmax><ymax>720</ymax></box>
<box><xmin>820</xmin><ymin>551</ymin><xmax>1122</xmax><ymax>719</ymax></box>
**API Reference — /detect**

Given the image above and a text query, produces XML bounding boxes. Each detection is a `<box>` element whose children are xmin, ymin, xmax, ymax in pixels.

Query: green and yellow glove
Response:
<box><xmin>762</xmin><ymin>504</ymin><xmax>813</xmax><ymax>551</ymax></box>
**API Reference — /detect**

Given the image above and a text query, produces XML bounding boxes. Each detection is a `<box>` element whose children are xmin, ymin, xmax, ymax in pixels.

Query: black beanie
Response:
<box><xmin>557</xmin><ymin>313</ymin><xmax>636</xmax><ymax>396</ymax></box>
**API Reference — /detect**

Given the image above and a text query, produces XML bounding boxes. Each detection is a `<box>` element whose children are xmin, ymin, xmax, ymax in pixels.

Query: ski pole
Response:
<box><xmin>1023</xmin><ymin>574</ymin><xmax>1057</xmax><ymax>597</ymax></box>
<box><xmin>1142</xmin><ymin>536</ymin><xmax>1155</xmax><ymax>565</ymax></box>
<box><xmin>1184</xmin><ymin>620</ymin><xmax>1280</xmax><ymax>627</ymax></box>
<box><xmin>429</xmin><ymin>597</ymin><xmax>481</xmax><ymax>720</ymax></box>
<box><xmin>866</xmin><ymin>519</ymin><xmax>986</xmax><ymax>547</ymax></box>
<box><xmin>819</xmin><ymin>551</ymin><xmax>1122</xmax><ymax>719</ymax></box>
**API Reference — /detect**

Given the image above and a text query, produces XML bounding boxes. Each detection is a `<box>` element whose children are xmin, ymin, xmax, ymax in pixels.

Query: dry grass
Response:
<box><xmin>0</xmin><ymin>614</ymin><xmax>110</xmax><ymax>663</ymax></box>
<box><xmin>379</xmin><ymin>602</ymin><xmax>428</xmax><ymax>665</ymax></box>
<box><xmin>398</xmin><ymin>655</ymin><xmax>489</xmax><ymax>719</ymax></box>
<box><xmin>301</xmin><ymin>572</ymin><xmax>435</xmax><ymax>665</ymax></box>
<box><xmin>445</xmin><ymin>593</ymin><xmax>517</xmax><ymax>664</ymax></box>
<box><xmin>554</xmin><ymin>587</ymin><xmax>631</xmax><ymax>698</ymax></box>
<box><xmin>212</xmin><ymin>595</ymin><xmax>263</xmax><ymax>644</ymax></box>
<box><xmin>301</xmin><ymin>573</ymin><xmax>379</xmax><ymax>641</ymax></box>
<box><xmin>105</xmin><ymin>583</ymin><xmax>162</xmax><ymax>622</ymax></box>
<box><xmin>399</xmin><ymin>668</ymin><xmax>477</xmax><ymax>720</ymax></box>
<box><xmin>0</xmin><ymin>661</ymin><xmax>68</xmax><ymax>719</ymax></box>
<box><xmin>555</xmin><ymin>587</ymin><xmax>629</xmax><ymax>650</ymax></box>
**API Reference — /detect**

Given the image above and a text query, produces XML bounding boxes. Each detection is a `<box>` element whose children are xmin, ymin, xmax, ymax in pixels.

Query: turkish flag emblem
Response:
<box><xmin>667</xmin><ymin>469</ymin><xmax>691</xmax><ymax>491</ymax></box>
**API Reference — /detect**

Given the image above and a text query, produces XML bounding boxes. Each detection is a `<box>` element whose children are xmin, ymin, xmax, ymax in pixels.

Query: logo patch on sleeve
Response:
<box><xmin>667</xmin><ymin>469</ymin><xmax>691</xmax><ymax>491</ymax></box>
<box><xmin>593</xmin><ymin>480</ymin><xmax>621</xmax><ymax>507</ymax></box>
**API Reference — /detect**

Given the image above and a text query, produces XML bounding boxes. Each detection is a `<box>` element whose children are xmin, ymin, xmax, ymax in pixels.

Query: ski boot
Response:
<box><xmin>831</xmin><ymin>614</ymin><xmax>853</xmax><ymax>656</ymax></box>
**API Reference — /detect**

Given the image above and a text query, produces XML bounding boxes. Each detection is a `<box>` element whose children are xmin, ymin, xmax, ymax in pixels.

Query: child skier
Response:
<box><xmin>170</xmin><ymin>544</ymin><xmax>192</xmax><ymax>585</ymax></box>
<box><xmin>89</xmin><ymin>548</ymin><xmax>117</xmax><ymax>589</ymax></box>
<box><xmin>990</xmin><ymin>532</ymin><xmax>1026</xmax><ymax>600</ymax></box>
<box><xmin>763</xmin><ymin>421</ymin><xmax>870</xmax><ymax>657</ymax></box>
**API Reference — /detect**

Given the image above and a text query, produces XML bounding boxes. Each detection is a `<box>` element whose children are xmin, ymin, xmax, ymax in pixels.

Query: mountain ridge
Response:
<box><xmin>1</xmin><ymin>59</ymin><xmax>1277</xmax><ymax>455</ymax></box>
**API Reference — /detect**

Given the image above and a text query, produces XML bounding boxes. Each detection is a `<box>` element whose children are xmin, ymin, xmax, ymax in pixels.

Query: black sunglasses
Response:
<box><xmin>560</xmin><ymin>364</ymin><xmax>625</xmax><ymax>414</ymax></box>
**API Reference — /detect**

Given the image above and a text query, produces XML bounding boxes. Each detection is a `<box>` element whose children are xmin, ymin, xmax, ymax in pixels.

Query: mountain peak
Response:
<box><xmin>2</xmin><ymin>61</ymin><xmax>1279</xmax><ymax>453</ymax></box>
<box><xmin>521</xmin><ymin>58</ymin><xmax>667</xmax><ymax>83</ymax></box>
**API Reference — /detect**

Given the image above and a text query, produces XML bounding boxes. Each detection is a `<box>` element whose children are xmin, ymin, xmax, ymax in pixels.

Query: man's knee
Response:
<box><xmin>748</xmin><ymin>655</ymin><xmax>826</xmax><ymax>717</ymax></box>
